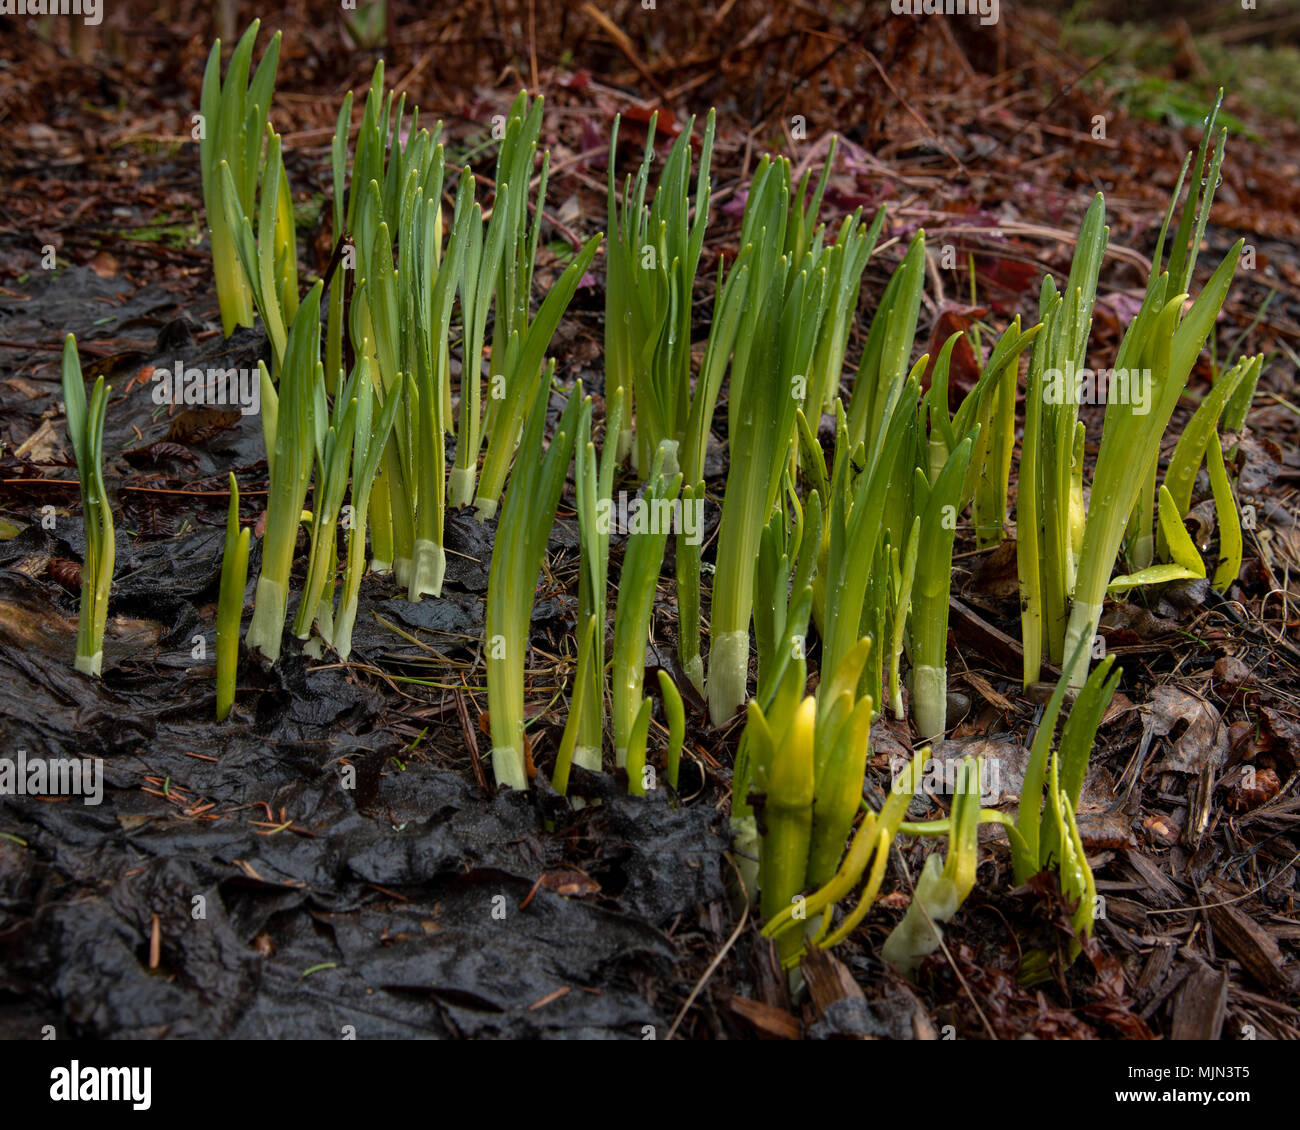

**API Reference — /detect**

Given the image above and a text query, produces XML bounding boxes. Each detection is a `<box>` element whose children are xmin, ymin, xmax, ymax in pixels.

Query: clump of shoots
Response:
<box><xmin>346</xmin><ymin>72</ymin><xmax>446</xmax><ymax>588</ymax></box>
<box><xmin>332</xmin><ymin>360</ymin><xmax>404</xmax><ymax>660</ymax></box>
<box><xmin>472</xmin><ymin>94</ymin><xmax>601</xmax><ymax>521</ymax></box>
<box><xmin>217</xmin><ymin>474</ymin><xmax>249</xmax><ymax>720</ymax></box>
<box><xmin>882</xmin><ymin>756</ymin><xmax>982</xmax><ymax>978</ymax></box>
<box><xmin>1010</xmin><ymin>650</ymin><xmax>1120</xmax><ymax>976</ymax></box>
<box><xmin>61</xmin><ymin>335</ymin><xmax>114</xmax><ymax>677</ymax></box>
<box><xmin>761</xmin><ymin>751</ymin><xmax>929</xmax><ymax>967</ymax></box>
<box><xmin>1106</xmin><ymin>351</ymin><xmax>1258</xmax><ymax>595</ymax></box>
<box><xmin>674</xmin><ymin>241</ymin><xmax>752</xmax><ymax>692</ymax></box>
<box><xmin>707</xmin><ymin>154</ymin><xmax>830</xmax><ymax>725</ymax></box>
<box><xmin>485</xmin><ymin>374</ymin><xmax>586</xmax><ymax>788</ymax></box>
<box><xmin>1014</xmin><ymin>94</ymin><xmax>1243</xmax><ymax>690</ymax></box>
<box><xmin>908</xmin><ymin>430</ymin><xmax>976</xmax><ymax>740</ymax></box>
<box><xmin>292</xmin><ymin>360</ymin><xmax>359</xmax><ymax>643</ymax></box>
<box><xmin>1059</xmin><ymin>198</ymin><xmax>1240</xmax><ymax>685</ymax></box>
<box><xmin>738</xmin><ymin>631</ymin><xmax>906</xmax><ymax>972</ymax></box>
<box><xmin>245</xmin><ymin>282</ymin><xmax>324</xmax><ymax>662</ymax></box>
<box><xmin>470</xmin><ymin>92</ymin><xmax>549</xmax><ymax>510</ymax></box>
<box><xmin>555</xmin><ymin>387</ymin><xmax>624</xmax><ymax>782</ymax></box>
<box><xmin>605</xmin><ymin>109</ymin><xmax>716</xmax><ymax>476</ymax></box>
<box><xmin>611</xmin><ymin>441</ymin><xmax>683</xmax><ymax>767</ymax></box>
<box><xmin>219</xmin><ymin>121</ymin><xmax>299</xmax><ymax>372</ymax></box>
<box><xmin>199</xmin><ymin>20</ymin><xmax>281</xmax><ymax>337</ymax></box>
<box><xmin>606</xmin><ymin>111</ymin><xmax>729</xmax><ymax>692</ymax></box>
<box><xmin>407</xmin><ymin>170</ymin><xmax>476</xmax><ymax>601</ymax></box>
<box><xmin>1017</xmin><ymin>194</ymin><xmax>1108</xmax><ymax>683</ymax></box>
<box><xmin>449</xmin><ymin>171</ymin><xmax>513</xmax><ymax>508</ymax></box>
<box><xmin>906</xmin><ymin>314</ymin><xmax>1037</xmax><ymax>738</ymax></box>
<box><xmin>472</xmin><ymin>233</ymin><xmax>601</xmax><ymax>519</ymax></box>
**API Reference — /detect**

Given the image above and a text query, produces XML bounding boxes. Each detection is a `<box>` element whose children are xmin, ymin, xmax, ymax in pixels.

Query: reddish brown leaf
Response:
<box><xmin>921</xmin><ymin>303</ymin><xmax>985</xmax><ymax>403</ymax></box>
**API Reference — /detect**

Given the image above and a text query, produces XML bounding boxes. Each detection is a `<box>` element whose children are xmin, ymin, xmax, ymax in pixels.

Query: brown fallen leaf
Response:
<box><xmin>4</xmin><ymin>376</ymin><xmax>50</xmax><ymax>400</ymax></box>
<box><xmin>90</xmin><ymin>250</ymin><xmax>119</xmax><ymax>278</ymax></box>
<box><xmin>1258</xmin><ymin>708</ymin><xmax>1300</xmax><ymax>776</ymax></box>
<box><xmin>972</xmin><ymin>538</ymin><xmax>1020</xmax><ymax>600</ymax></box>
<box><xmin>1142</xmin><ymin>812</ymin><xmax>1181</xmax><ymax>846</ymax></box>
<box><xmin>726</xmin><ymin>994</ymin><xmax>801</xmax><ymax>1040</ymax></box>
<box><xmin>1213</xmin><ymin>655</ymin><xmax>1252</xmax><ymax>686</ymax></box>
<box><xmin>921</xmin><ymin>302</ymin><xmax>986</xmax><ymax>404</ymax></box>
<box><xmin>1076</xmin><ymin>811</ymin><xmax>1137</xmax><ymax>851</ymax></box>
<box><xmin>47</xmin><ymin>557</ymin><xmax>82</xmax><ymax>593</ymax></box>
<box><xmin>1222</xmin><ymin>766</ymin><xmax>1282</xmax><ymax>812</ymax></box>
<box><xmin>537</xmin><ymin>869</ymin><xmax>601</xmax><ymax>898</ymax></box>
<box><xmin>1140</xmin><ymin>685</ymin><xmax>1228</xmax><ymax>775</ymax></box>
<box><xmin>164</xmin><ymin>407</ymin><xmax>242</xmax><ymax>446</ymax></box>
<box><xmin>13</xmin><ymin>419</ymin><xmax>62</xmax><ymax>462</ymax></box>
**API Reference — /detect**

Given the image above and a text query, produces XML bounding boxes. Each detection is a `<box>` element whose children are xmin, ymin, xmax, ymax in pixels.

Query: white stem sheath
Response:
<box><xmin>491</xmin><ymin>746</ymin><xmax>528</xmax><ymax>791</ymax></box>
<box><xmin>76</xmin><ymin>651</ymin><xmax>103</xmax><ymax>677</ymax></box>
<box><xmin>314</xmin><ymin>597</ymin><xmax>334</xmax><ymax>642</ymax></box>
<box><xmin>616</xmin><ymin>427</ymin><xmax>635</xmax><ymax>466</ymax></box>
<box><xmin>408</xmin><ymin>539</ymin><xmax>446</xmax><ymax>601</ymax></box>
<box><xmin>573</xmin><ymin>745</ymin><xmax>602</xmax><ymax>774</ymax></box>
<box><xmin>1130</xmin><ymin>532</ymin><xmax>1154</xmax><ymax>572</ymax></box>
<box><xmin>246</xmin><ymin>576</ymin><xmax>288</xmax><ymax>663</ymax></box>
<box><xmin>881</xmin><ymin>854</ymin><xmax>959</xmax><ymax>979</ymax></box>
<box><xmin>708</xmin><ymin>630</ymin><xmax>751</xmax><ymax>727</ymax></box>
<box><xmin>658</xmin><ymin>439</ymin><xmax>681</xmax><ymax>479</ymax></box>
<box><xmin>911</xmin><ymin>664</ymin><xmax>948</xmax><ymax>741</ymax></box>
<box><xmin>333</xmin><ymin>602</ymin><xmax>357</xmax><ymax>661</ymax></box>
<box><xmin>448</xmin><ymin>467</ymin><xmax>476</xmax><ymax>510</ymax></box>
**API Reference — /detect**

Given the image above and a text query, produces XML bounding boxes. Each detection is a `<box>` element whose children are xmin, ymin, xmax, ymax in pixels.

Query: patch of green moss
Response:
<box><xmin>1062</xmin><ymin>17</ymin><xmax>1299</xmax><ymax>139</ymax></box>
